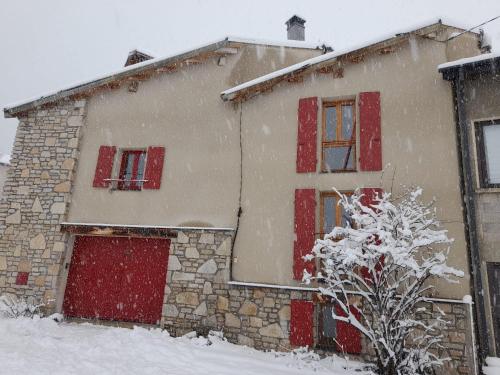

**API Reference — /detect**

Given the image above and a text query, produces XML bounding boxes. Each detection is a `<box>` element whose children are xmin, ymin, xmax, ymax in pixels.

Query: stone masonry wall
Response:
<box><xmin>0</xmin><ymin>99</ymin><xmax>86</xmax><ymax>310</ymax></box>
<box><xmin>161</xmin><ymin>229</ymin><xmax>473</xmax><ymax>375</ymax></box>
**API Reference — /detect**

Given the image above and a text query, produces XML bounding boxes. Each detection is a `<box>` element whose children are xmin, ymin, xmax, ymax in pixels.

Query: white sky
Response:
<box><xmin>1</xmin><ymin>0</ymin><xmax>499</xmax><ymax>155</ymax></box>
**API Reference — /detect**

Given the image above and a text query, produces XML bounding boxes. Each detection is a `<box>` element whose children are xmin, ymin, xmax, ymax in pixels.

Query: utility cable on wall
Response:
<box><xmin>229</xmin><ymin>102</ymin><xmax>244</xmax><ymax>281</ymax></box>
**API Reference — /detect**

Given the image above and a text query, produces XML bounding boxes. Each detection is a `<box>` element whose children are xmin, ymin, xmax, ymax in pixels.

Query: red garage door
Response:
<box><xmin>63</xmin><ymin>236</ymin><xmax>170</xmax><ymax>324</ymax></box>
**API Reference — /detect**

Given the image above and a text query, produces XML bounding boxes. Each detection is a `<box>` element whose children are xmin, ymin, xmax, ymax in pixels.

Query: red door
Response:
<box><xmin>63</xmin><ymin>236</ymin><xmax>170</xmax><ymax>324</ymax></box>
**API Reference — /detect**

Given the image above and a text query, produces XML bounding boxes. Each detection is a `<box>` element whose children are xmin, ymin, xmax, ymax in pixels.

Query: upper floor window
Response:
<box><xmin>475</xmin><ymin>120</ymin><xmax>500</xmax><ymax>188</ymax></box>
<box><xmin>322</xmin><ymin>100</ymin><xmax>356</xmax><ymax>172</ymax></box>
<box><xmin>118</xmin><ymin>150</ymin><xmax>147</xmax><ymax>190</ymax></box>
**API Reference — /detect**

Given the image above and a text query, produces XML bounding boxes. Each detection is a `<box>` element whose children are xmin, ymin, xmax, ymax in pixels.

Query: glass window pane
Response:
<box><xmin>136</xmin><ymin>152</ymin><xmax>146</xmax><ymax>187</ymax></box>
<box><xmin>323</xmin><ymin>146</ymin><xmax>355</xmax><ymax>171</ymax></box>
<box><xmin>340</xmin><ymin>195</ymin><xmax>352</xmax><ymax>227</ymax></box>
<box><xmin>322</xmin><ymin>305</ymin><xmax>336</xmax><ymax>338</ymax></box>
<box><xmin>325</xmin><ymin>106</ymin><xmax>337</xmax><ymax>141</ymax></box>
<box><xmin>342</xmin><ymin>104</ymin><xmax>354</xmax><ymax>140</ymax></box>
<box><xmin>323</xmin><ymin>196</ymin><xmax>337</xmax><ymax>234</ymax></box>
<box><xmin>124</xmin><ymin>153</ymin><xmax>135</xmax><ymax>188</ymax></box>
<box><xmin>484</xmin><ymin>124</ymin><xmax>500</xmax><ymax>184</ymax></box>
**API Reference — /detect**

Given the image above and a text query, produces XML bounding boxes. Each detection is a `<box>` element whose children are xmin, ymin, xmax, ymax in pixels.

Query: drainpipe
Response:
<box><xmin>453</xmin><ymin>67</ymin><xmax>490</xmax><ymax>364</ymax></box>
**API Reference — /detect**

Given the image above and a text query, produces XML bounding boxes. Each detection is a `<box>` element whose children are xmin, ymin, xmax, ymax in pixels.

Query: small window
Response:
<box><xmin>118</xmin><ymin>150</ymin><xmax>147</xmax><ymax>190</ymax></box>
<box><xmin>320</xmin><ymin>191</ymin><xmax>353</xmax><ymax>237</ymax></box>
<box><xmin>318</xmin><ymin>303</ymin><xmax>337</xmax><ymax>348</ymax></box>
<box><xmin>322</xmin><ymin>100</ymin><xmax>356</xmax><ymax>172</ymax></box>
<box><xmin>475</xmin><ymin>120</ymin><xmax>500</xmax><ymax>188</ymax></box>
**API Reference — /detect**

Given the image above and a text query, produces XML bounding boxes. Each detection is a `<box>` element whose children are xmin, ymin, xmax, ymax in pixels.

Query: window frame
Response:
<box><xmin>319</xmin><ymin>190</ymin><xmax>353</xmax><ymax>238</ymax></box>
<box><xmin>117</xmin><ymin>149</ymin><xmax>147</xmax><ymax>191</ymax></box>
<box><xmin>321</xmin><ymin>99</ymin><xmax>357</xmax><ymax>173</ymax></box>
<box><xmin>475</xmin><ymin>119</ymin><xmax>500</xmax><ymax>189</ymax></box>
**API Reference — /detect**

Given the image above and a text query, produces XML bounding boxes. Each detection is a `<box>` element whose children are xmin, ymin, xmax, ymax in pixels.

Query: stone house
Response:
<box><xmin>439</xmin><ymin>52</ymin><xmax>500</xmax><ymax>362</ymax></box>
<box><xmin>0</xmin><ymin>17</ymin><xmax>486</xmax><ymax>374</ymax></box>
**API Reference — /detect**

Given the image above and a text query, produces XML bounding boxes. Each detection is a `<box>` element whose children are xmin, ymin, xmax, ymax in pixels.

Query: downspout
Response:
<box><xmin>453</xmin><ymin>67</ymin><xmax>490</xmax><ymax>364</ymax></box>
<box><xmin>229</xmin><ymin>102</ymin><xmax>244</xmax><ymax>281</ymax></box>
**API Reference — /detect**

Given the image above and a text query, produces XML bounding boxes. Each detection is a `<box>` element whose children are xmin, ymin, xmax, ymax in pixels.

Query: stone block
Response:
<box><xmin>197</xmin><ymin>259</ymin><xmax>217</xmax><ymax>274</ymax></box>
<box><xmin>18</xmin><ymin>259</ymin><xmax>32</xmax><ymax>272</ymax></box>
<box><xmin>30</xmin><ymin>233</ymin><xmax>46</xmax><ymax>250</ymax></box>
<box><xmin>250</xmin><ymin>317</ymin><xmax>263</xmax><ymax>328</ymax></box>
<box><xmin>172</xmin><ymin>272</ymin><xmax>194</xmax><ymax>281</ymax></box>
<box><xmin>238</xmin><ymin>334</ymin><xmax>254</xmax><ymax>347</ymax></box>
<box><xmin>225</xmin><ymin>313</ymin><xmax>241</xmax><ymax>328</ymax></box>
<box><xmin>193</xmin><ymin>302</ymin><xmax>207</xmax><ymax>316</ymax></box>
<box><xmin>41</xmin><ymin>171</ymin><xmax>50</xmax><ymax>179</ymax></box>
<box><xmin>52</xmin><ymin>242</ymin><xmax>65</xmax><ymax>253</ymax></box>
<box><xmin>68</xmin><ymin>138</ymin><xmax>79</xmax><ymax>148</ymax></box>
<box><xmin>278</xmin><ymin>305</ymin><xmax>291</xmax><ymax>321</ymax></box>
<box><xmin>253</xmin><ymin>290</ymin><xmax>265</xmax><ymax>299</ymax></box>
<box><xmin>41</xmin><ymin>247</ymin><xmax>51</xmax><ymax>258</ymax></box>
<box><xmin>54</xmin><ymin>181</ymin><xmax>71</xmax><ymax>193</ymax></box>
<box><xmin>168</xmin><ymin>255</ymin><xmax>182</xmax><ymax>271</ymax></box>
<box><xmin>48</xmin><ymin>264</ymin><xmax>60</xmax><ymax>276</ymax></box>
<box><xmin>62</xmin><ymin>159</ymin><xmax>75</xmax><ymax>170</ymax></box>
<box><xmin>239</xmin><ymin>301</ymin><xmax>258</xmax><ymax>316</ymax></box>
<box><xmin>34</xmin><ymin>275</ymin><xmax>46</xmax><ymax>287</ymax></box>
<box><xmin>203</xmin><ymin>282</ymin><xmax>213</xmax><ymax>295</ymax></box>
<box><xmin>21</xmin><ymin>169</ymin><xmax>29</xmax><ymax>178</ymax></box>
<box><xmin>176</xmin><ymin>292</ymin><xmax>199</xmax><ymax>306</ymax></box>
<box><xmin>50</xmin><ymin>202</ymin><xmax>66</xmax><ymax>214</ymax></box>
<box><xmin>185</xmin><ymin>247</ymin><xmax>200</xmax><ymax>258</ymax></box>
<box><xmin>6</xmin><ymin>210</ymin><xmax>21</xmax><ymax>224</ymax></box>
<box><xmin>215</xmin><ymin>238</ymin><xmax>231</xmax><ymax>256</ymax></box>
<box><xmin>177</xmin><ymin>231</ymin><xmax>189</xmax><ymax>243</ymax></box>
<box><xmin>67</xmin><ymin>116</ymin><xmax>82</xmax><ymax>127</ymax></box>
<box><xmin>263</xmin><ymin>298</ymin><xmax>275</xmax><ymax>308</ymax></box>
<box><xmin>199</xmin><ymin>233</ymin><xmax>214</xmax><ymax>244</ymax></box>
<box><xmin>259</xmin><ymin>323</ymin><xmax>285</xmax><ymax>338</ymax></box>
<box><xmin>163</xmin><ymin>304</ymin><xmax>179</xmax><ymax>317</ymax></box>
<box><xmin>0</xmin><ymin>256</ymin><xmax>7</xmax><ymax>270</ymax></box>
<box><xmin>32</xmin><ymin>197</ymin><xmax>43</xmax><ymax>213</ymax></box>
<box><xmin>217</xmin><ymin>296</ymin><xmax>229</xmax><ymax>311</ymax></box>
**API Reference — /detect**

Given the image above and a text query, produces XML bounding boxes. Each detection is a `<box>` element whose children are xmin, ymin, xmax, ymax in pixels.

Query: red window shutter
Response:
<box><xmin>93</xmin><ymin>146</ymin><xmax>116</xmax><ymax>188</ymax></box>
<box><xmin>290</xmin><ymin>300</ymin><xmax>314</xmax><ymax>346</ymax></box>
<box><xmin>143</xmin><ymin>146</ymin><xmax>165</xmax><ymax>189</ymax></box>
<box><xmin>335</xmin><ymin>304</ymin><xmax>362</xmax><ymax>354</ymax></box>
<box><xmin>293</xmin><ymin>189</ymin><xmax>316</xmax><ymax>280</ymax></box>
<box><xmin>296</xmin><ymin>97</ymin><xmax>318</xmax><ymax>173</ymax></box>
<box><xmin>359</xmin><ymin>92</ymin><xmax>382</xmax><ymax>171</ymax></box>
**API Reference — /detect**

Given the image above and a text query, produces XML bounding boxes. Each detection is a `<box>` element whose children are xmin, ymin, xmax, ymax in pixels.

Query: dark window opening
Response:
<box><xmin>318</xmin><ymin>303</ymin><xmax>337</xmax><ymax>349</ymax></box>
<box><xmin>118</xmin><ymin>150</ymin><xmax>147</xmax><ymax>190</ymax></box>
<box><xmin>475</xmin><ymin>120</ymin><xmax>500</xmax><ymax>188</ymax></box>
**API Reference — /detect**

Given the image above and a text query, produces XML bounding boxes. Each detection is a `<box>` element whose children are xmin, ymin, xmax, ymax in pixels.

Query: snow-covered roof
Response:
<box><xmin>0</xmin><ymin>153</ymin><xmax>10</xmax><ymax>165</ymax></box>
<box><xmin>4</xmin><ymin>36</ymin><xmax>329</xmax><ymax>118</ymax></box>
<box><xmin>221</xmin><ymin>19</ymin><xmax>477</xmax><ymax>101</ymax></box>
<box><xmin>438</xmin><ymin>51</ymin><xmax>500</xmax><ymax>71</ymax></box>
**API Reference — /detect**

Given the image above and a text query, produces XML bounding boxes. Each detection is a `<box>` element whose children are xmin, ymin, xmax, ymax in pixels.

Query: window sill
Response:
<box><xmin>320</xmin><ymin>169</ymin><xmax>357</xmax><ymax>174</ymax></box>
<box><xmin>475</xmin><ymin>188</ymin><xmax>500</xmax><ymax>194</ymax></box>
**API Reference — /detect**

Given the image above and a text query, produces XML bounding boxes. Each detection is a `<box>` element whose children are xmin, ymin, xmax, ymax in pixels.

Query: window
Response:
<box><xmin>322</xmin><ymin>100</ymin><xmax>356</xmax><ymax>172</ymax></box>
<box><xmin>118</xmin><ymin>150</ymin><xmax>147</xmax><ymax>190</ymax></box>
<box><xmin>320</xmin><ymin>191</ymin><xmax>353</xmax><ymax>237</ymax></box>
<box><xmin>318</xmin><ymin>303</ymin><xmax>337</xmax><ymax>348</ymax></box>
<box><xmin>476</xmin><ymin>120</ymin><xmax>500</xmax><ymax>188</ymax></box>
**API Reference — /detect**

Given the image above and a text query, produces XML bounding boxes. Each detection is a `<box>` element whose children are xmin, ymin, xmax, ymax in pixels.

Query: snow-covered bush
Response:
<box><xmin>304</xmin><ymin>188</ymin><xmax>463</xmax><ymax>375</ymax></box>
<box><xmin>0</xmin><ymin>293</ymin><xmax>42</xmax><ymax>318</ymax></box>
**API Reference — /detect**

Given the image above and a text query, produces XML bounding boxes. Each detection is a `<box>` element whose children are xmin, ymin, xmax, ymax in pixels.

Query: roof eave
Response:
<box><xmin>439</xmin><ymin>56</ymin><xmax>500</xmax><ymax>80</ymax></box>
<box><xmin>4</xmin><ymin>39</ymin><xmax>231</xmax><ymax>118</ymax></box>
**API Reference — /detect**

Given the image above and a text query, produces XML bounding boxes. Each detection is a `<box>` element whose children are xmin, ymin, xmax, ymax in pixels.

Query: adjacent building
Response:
<box><xmin>0</xmin><ymin>17</ymin><xmax>488</xmax><ymax>374</ymax></box>
<box><xmin>0</xmin><ymin>154</ymin><xmax>10</xmax><ymax>200</ymax></box>
<box><xmin>439</xmin><ymin>52</ymin><xmax>500</xmax><ymax>360</ymax></box>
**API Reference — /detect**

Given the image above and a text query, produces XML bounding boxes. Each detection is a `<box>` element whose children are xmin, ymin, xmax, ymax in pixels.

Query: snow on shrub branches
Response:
<box><xmin>303</xmin><ymin>187</ymin><xmax>463</xmax><ymax>375</ymax></box>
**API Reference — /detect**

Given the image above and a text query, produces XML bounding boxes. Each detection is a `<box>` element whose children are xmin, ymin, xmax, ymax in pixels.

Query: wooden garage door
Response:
<box><xmin>63</xmin><ymin>236</ymin><xmax>170</xmax><ymax>324</ymax></box>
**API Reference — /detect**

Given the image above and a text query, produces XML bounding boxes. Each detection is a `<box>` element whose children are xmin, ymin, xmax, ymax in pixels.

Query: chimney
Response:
<box><xmin>124</xmin><ymin>49</ymin><xmax>153</xmax><ymax>67</ymax></box>
<box><xmin>285</xmin><ymin>15</ymin><xmax>306</xmax><ymax>41</ymax></box>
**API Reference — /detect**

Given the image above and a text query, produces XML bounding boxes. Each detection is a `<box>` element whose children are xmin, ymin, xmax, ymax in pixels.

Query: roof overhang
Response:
<box><xmin>4</xmin><ymin>37</ymin><xmax>328</xmax><ymax>118</ymax></box>
<box><xmin>439</xmin><ymin>53</ymin><xmax>500</xmax><ymax>80</ymax></box>
<box><xmin>221</xmin><ymin>21</ymin><xmax>478</xmax><ymax>102</ymax></box>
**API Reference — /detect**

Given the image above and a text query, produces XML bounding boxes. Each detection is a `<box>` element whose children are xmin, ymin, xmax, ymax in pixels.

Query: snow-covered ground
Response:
<box><xmin>0</xmin><ymin>316</ymin><xmax>366</xmax><ymax>375</ymax></box>
<box><xmin>485</xmin><ymin>357</ymin><xmax>500</xmax><ymax>375</ymax></box>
